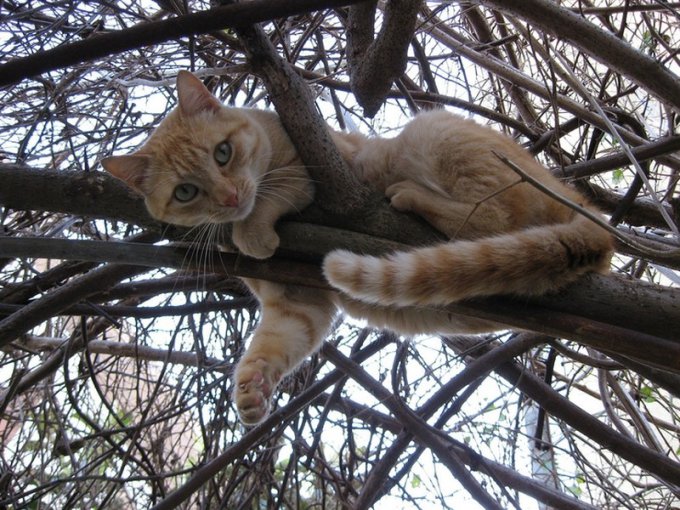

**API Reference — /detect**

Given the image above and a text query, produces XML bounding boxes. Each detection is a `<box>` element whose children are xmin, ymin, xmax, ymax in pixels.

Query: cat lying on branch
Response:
<box><xmin>102</xmin><ymin>71</ymin><xmax>612</xmax><ymax>425</ymax></box>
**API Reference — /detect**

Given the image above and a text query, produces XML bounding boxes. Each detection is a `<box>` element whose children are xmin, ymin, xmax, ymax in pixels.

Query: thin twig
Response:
<box><xmin>493</xmin><ymin>151</ymin><xmax>680</xmax><ymax>263</ymax></box>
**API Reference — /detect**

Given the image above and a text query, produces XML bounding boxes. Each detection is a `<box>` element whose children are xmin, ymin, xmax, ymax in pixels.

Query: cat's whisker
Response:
<box><xmin>256</xmin><ymin>189</ymin><xmax>307</xmax><ymax>213</ymax></box>
<box><xmin>177</xmin><ymin>226</ymin><xmax>204</xmax><ymax>277</ymax></box>
<box><xmin>258</xmin><ymin>182</ymin><xmax>314</xmax><ymax>199</ymax></box>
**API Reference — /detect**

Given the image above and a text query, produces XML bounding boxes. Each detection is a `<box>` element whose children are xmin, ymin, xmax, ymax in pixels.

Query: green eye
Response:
<box><xmin>173</xmin><ymin>183</ymin><xmax>199</xmax><ymax>202</ymax></box>
<box><xmin>214</xmin><ymin>141</ymin><xmax>232</xmax><ymax>166</ymax></box>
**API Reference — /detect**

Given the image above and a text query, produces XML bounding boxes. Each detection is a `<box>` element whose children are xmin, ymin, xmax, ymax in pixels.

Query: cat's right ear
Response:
<box><xmin>101</xmin><ymin>154</ymin><xmax>150</xmax><ymax>194</ymax></box>
<box><xmin>176</xmin><ymin>71</ymin><xmax>221</xmax><ymax>117</ymax></box>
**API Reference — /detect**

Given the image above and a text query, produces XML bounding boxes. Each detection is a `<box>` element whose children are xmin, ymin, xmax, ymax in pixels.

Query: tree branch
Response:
<box><xmin>1</xmin><ymin>234</ymin><xmax>679</xmax><ymax>372</ymax></box>
<box><xmin>445</xmin><ymin>335</ymin><xmax>680</xmax><ymax>488</ymax></box>
<box><xmin>8</xmin><ymin>335</ymin><xmax>233</xmax><ymax>373</ymax></box>
<box><xmin>1</xmin><ymin>165</ymin><xmax>679</xmax><ymax>365</ymax></box>
<box><xmin>150</xmin><ymin>335</ymin><xmax>393</xmax><ymax>510</ymax></box>
<box><xmin>0</xmin><ymin>263</ymin><xmax>149</xmax><ymax>348</ymax></box>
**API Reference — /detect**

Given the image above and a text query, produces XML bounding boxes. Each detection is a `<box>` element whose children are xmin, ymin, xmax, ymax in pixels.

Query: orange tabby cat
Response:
<box><xmin>102</xmin><ymin>71</ymin><xmax>612</xmax><ymax>424</ymax></box>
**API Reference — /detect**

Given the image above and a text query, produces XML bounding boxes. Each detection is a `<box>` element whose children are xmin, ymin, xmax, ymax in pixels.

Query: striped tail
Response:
<box><xmin>322</xmin><ymin>216</ymin><xmax>613</xmax><ymax>307</ymax></box>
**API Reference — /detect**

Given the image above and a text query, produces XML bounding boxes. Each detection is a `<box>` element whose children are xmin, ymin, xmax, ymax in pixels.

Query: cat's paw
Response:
<box><xmin>233</xmin><ymin>357</ymin><xmax>283</xmax><ymax>425</ymax></box>
<box><xmin>385</xmin><ymin>180</ymin><xmax>423</xmax><ymax>213</ymax></box>
<box><xmin>232</xmin><ymin>224</ymin><xmax>279</xmax><ymax>259</ymax></box>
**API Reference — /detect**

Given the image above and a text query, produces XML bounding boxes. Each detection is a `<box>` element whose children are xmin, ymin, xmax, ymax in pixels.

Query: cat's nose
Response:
<box><xmin>220</xmin><ymin>192</ymin><xmax>239</xmax><ymax>208</ymax></box>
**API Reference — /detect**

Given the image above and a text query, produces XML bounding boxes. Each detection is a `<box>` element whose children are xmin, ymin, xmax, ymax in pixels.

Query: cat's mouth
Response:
<box><xmin>212</xmin><ymin>200</ymin><xmax>255</xmax><ymax>224</ymax></box>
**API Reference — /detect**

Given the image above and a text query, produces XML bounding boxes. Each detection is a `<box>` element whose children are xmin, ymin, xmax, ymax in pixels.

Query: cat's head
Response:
<box><xmin>101</xmin><ymin>71</ymin><xmax>272</xmax><ymax>227</ymax></box>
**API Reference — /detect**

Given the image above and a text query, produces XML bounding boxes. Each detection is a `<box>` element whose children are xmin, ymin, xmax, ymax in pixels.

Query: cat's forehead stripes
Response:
<box><xmin>143</xmin><ymin>117</ymin><xmax>213</xmax><ymax>179</ymax></box>
<box><xmin>147</xmin><ymin>111</ymin><xmax>255</xmax><ymax>176</ymax></box>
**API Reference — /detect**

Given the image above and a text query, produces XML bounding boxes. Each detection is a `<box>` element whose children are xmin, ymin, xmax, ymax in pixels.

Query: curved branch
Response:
<box><xmin>347</xmin><ymin>0</ymin><xmax>421</xmax><ymax>117</ymax></box>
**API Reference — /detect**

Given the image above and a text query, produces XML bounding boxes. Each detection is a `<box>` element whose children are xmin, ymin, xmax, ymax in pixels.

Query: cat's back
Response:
<box><xmin>380</xmin><ymin>110</ymin><xmax>542</xmax><ymax>193</ymax></box>
<box><xmin>373</xmin><ymin>109</ymin><xmax>585</xmax><ymax>229</ymax></box>
<box><xmin>398</xmin><ymin>110</ymin><xmax>533</xmax><ymax>165</ymax></box>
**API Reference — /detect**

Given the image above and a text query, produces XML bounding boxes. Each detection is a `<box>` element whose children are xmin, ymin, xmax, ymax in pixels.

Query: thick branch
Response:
<box><xmin>2</xmin><ymin>166</ymin><xmax>679</xmax><ymax>366</ymax></box>
<box><xmin>562</xmin><ymin>136</ymin><xmax>680</xmax><ymax>180</ymax></box>
<box><xmin>0</xmin><ymin>163</ymin><xmax>442</xmax><ymax>249</ymax></box>
<box><xmin>583</xmin><ymin>183</ymin><xmax>678</xmax><ymax>230</ymax></box>
<box><xmin>1</xmin><ymin>236</ymin><xmax>679</xmax><ymax>372</ymax></box>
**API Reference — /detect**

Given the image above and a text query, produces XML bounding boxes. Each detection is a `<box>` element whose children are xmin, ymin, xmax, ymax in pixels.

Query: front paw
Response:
<box><xmin>232</xmin><ymin>223</ymin><xmax>279</xmax><ymax>259</ymax></box>
<box><xmin>233</xmin><ymin>357</ymin><xmax>283</xmax><ymax>425</ymax></box>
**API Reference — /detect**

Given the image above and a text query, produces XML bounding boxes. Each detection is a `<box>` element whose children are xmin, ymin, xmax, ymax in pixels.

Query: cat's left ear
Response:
<box><xmin>176</xmin><ymin>70</ymin><xmax>221</xmax><ymax>117</ymax></box>
<box><xmin>101</xmin><ymin>154</ymin><xmax>150</xmax><ymax>194</ymax></box>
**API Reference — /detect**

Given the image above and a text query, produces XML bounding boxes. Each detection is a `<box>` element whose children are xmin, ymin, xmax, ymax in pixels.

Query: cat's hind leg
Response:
<box><xmin>386</xmin><ymin>180</ymin><xmax>510</xmax><ymax>238</ymax></box>
<box><xmin>234</xmin><ymin>279</ymin><xmax>336</xmax><ymax>424</ymax></box>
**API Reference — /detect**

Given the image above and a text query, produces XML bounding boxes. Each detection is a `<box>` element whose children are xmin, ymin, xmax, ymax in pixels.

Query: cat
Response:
<box><xmin>102</xmin><ymin>71</ymin><xmax>613</xmax><ymax>425</ymax></box>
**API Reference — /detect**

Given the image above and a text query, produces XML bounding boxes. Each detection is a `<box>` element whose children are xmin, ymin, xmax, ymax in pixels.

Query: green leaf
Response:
<box><xmin>568</xmin><ymin>484</ymin><xmax>583</xmax><ymax>497</ymax></box>
<box><xmin>640</xmin><ymin>385</ymin><xmax>656</xmax><ymax>403</ymax></box>
<box><xmin>612</xmin><ymin>168</ymin><xmax>625</xmax><ymax>184</ymax></box>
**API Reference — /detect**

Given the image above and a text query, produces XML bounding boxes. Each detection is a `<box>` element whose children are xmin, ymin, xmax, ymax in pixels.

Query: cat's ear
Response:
<box><xmin>176</xmin><ymin>71</ymin><xmax>221</xmax><ymax>117</ymax></box>
<box><xmin>101</xmin><ymin>154</ymin><xmax>150</xmax><ymax>194</ymax></box>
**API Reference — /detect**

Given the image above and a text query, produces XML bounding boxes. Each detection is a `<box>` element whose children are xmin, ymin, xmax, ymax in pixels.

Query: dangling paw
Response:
<box><xmin>233</xmin><ymin>357</ymin><xmax>282</xmax><ymax>425</ymax></box>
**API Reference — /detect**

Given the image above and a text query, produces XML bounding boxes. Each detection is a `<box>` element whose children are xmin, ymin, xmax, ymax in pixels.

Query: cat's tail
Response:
<box><xmin>322</xmin><ymin>215</ymin><xmax>613</xmax><ymax>307</ymax></box>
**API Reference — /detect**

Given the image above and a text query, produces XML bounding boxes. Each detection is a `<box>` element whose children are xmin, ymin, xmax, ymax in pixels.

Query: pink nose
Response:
<box><xmin>221</xmin><ymin>193</ymin><xmax>239</xmax><ymax>208</ymax></box>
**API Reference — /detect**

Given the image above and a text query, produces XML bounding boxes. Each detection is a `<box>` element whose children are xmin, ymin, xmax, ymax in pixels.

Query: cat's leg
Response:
<box><xmin>234</xmin><ymin>278</ymin><xmax>337</xmax><ymax>424</ymax></box>
<box><xmin>233</xmin><ymin>166</ymin><xmax>313</xmax><ymax>259</ymax></box>
<box><xmin>336</xmin><ymin>295</ymin><xmax>501</xmax><ymax>335</ymax></box>
<box><xmin>232</xmin><ymin>211</ymin><xmax>281</xmax><ymax>259</ymax></box>
<box><xmin>386</xmin><ymin>180</ymin><xmax>509</xmax><ymax>238</ymax></box>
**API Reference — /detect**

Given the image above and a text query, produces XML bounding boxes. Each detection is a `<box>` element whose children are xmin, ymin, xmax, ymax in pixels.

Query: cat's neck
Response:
<box><xmin>246</xmin><ymin>109</ymin><xmax>301</xmax><ymax>170</ymax></box>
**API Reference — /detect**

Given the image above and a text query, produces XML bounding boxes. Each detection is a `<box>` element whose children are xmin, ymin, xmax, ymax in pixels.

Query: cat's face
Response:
<box><xmin>101</xmin><ymin>71</ymin><xmax>272</xmax><ymax>227</ymax></box>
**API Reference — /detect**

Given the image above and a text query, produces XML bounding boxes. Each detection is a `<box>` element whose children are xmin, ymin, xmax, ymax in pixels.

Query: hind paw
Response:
<box><xmin>385</xmin><ymin>180</ymin><xmax>426</xmax><ymax>213</ymax></box>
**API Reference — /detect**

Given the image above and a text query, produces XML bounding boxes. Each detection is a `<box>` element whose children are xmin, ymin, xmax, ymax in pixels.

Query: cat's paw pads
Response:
<box><xmin>385</xmin><ymin>181</ymin><xmax>421</xmax><ymax>212</ymax></box>
<box><xmin>232</xmin><ymin>226</ymin><xmax>279</xmax><ymax>259</ymax></box>
<box><xmin>233</xmin><ymin>357</ymin><xmax>282</xmax><ymax>425</ymax></box>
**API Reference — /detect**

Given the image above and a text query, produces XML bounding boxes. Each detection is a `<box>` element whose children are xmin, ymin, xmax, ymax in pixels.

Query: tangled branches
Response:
<box><xmin>1</xmin><ymin>1</ymin><xmax>680</xmax><ymax>508</ymax></box>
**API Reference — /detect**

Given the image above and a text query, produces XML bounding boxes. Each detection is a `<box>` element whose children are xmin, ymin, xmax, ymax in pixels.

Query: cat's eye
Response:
<box><xmin>214</xmin><ymin>141</ymin><xmax>232</xmax><ymax>166</ymax></box>
<box><xmin>173</xmin><ymin>183</ymin><xmax>199</xmax><ymax>203</ymax></box>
